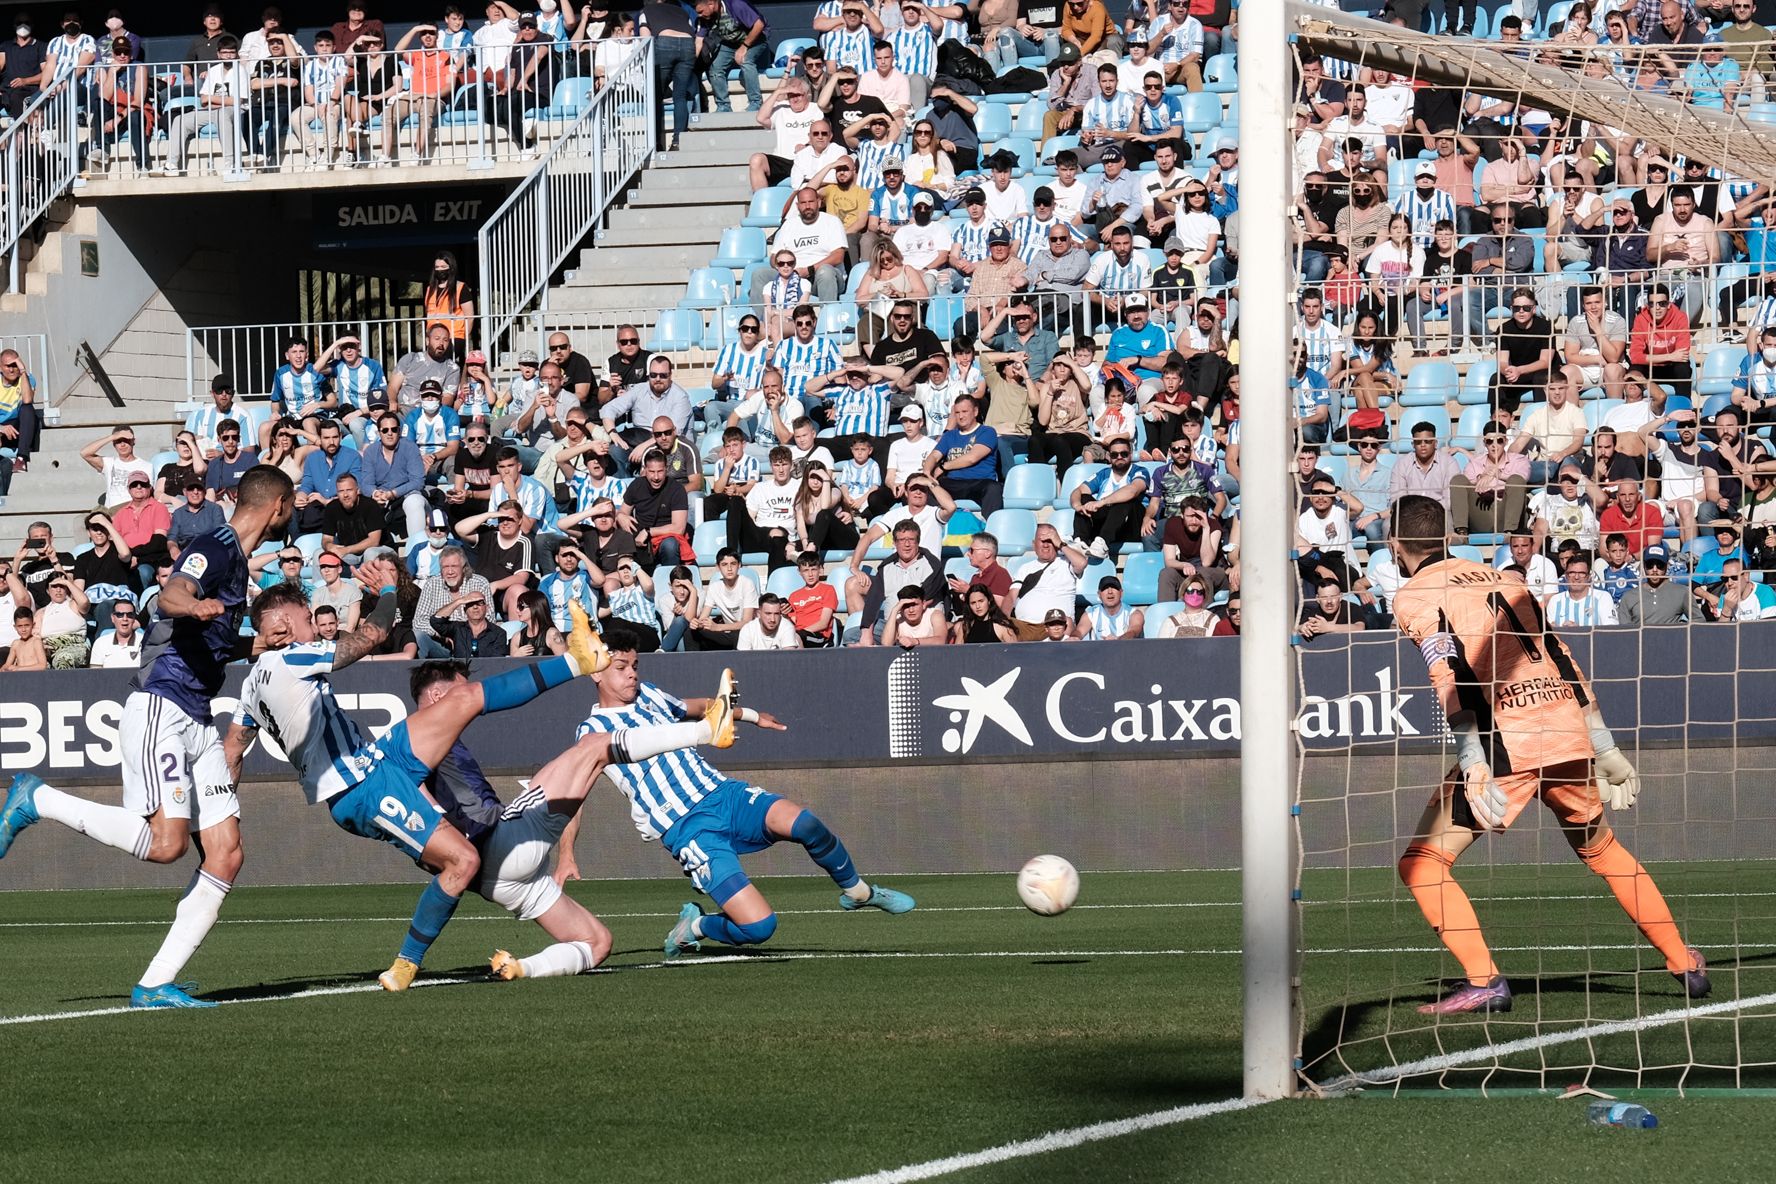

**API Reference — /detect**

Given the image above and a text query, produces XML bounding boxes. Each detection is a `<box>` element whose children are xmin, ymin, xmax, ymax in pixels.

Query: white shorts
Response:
<box><xmin>474</xmin><ymin>787</ymin><xmax>568</xmax><ymax>922</ymax></box>
<box><xmin>1575</xmin><ymin>364</ymin><xmax>1606</xmax><ymax>387</ymax></box>
<box><xmin>118</xmin><ymin>691</ymin><xmax>239</xmax><ymax>832</ymax></box>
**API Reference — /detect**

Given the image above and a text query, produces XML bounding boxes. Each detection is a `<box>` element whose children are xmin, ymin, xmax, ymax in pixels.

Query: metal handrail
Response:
<box><xmin>476</xmin><ymin>38</ymin><xmax>654</xmax><ymax>359</ymax></box>
<box><xmin>2</xmin><ymin>75</ymin><xmax>81</xmax><ymax>294</ymax></box>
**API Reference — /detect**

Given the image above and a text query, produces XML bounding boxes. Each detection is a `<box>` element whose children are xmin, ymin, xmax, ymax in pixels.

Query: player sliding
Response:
<box><xmin>0</xmin><ymin>465</ymin><xmax>296</xmax><ymax>1009</ymax></box>
<box><xmin>566</xmin><ymin>625</ymin><xmax>915</xmax><ymax>962</ymax></box>
<box><xmin>1388</xmin><ymin>494</ymin><xmax>1709</xmax><ymax>1014</ymax></box>
<box><xmin>403</xmin><ymin>659</ymin><xmax>735</xmax><ymax>983</ymax></box>
<box><xmin>232</xmin><ymin>578</ymin><xmax>721</xmax><ymax>992</ymax></box>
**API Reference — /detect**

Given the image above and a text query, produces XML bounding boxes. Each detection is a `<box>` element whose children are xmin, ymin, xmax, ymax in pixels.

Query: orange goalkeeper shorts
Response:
<box><xmin>1438</xmin><ymin>758</ymin><xmax>1602</xmax><ymax>831</ymax></box>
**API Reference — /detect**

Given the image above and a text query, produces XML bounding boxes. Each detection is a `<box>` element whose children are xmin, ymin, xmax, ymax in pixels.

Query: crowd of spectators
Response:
<box><xmin>13</xmin><ymin>0</ymin><xmax>1776</xmax><ymax>670</ymax></box>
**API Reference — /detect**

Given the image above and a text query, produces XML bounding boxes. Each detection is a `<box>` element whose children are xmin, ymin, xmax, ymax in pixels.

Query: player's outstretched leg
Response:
<box><xmin>766</xmin><ymin>799</ymin><xmax>915</xmax><ymax>914</ymax></box>
<box><xmin>1</xmin><ymin>773</ymin><xmax>162</xmax><ymax>862</ymax></box>
<box><xmin>1569</xmin><ymin>820</ymin><xmax>1710</xmax><ymax>998</ymax></box>
<box><xmin>380</xmin><ymin>823</ymin><xmax>481</xmax><ymax>992</ymax></box>
<box><xmin>1399</xmin><ymin>778</ymin><xmax>1511</xmax><ymax>1015</ymax></box>
<box><xmin>490</xmin><ymin>895</ymin><xmax>612</xmax><ymax>980</ymax></box>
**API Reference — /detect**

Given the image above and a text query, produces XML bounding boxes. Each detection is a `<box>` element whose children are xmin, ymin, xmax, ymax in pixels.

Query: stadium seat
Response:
<box><xmin>1584</xmin><ymin>398</ymin><xmax>1625</xmax><ymax>432</ymax></box>
<box><xmin>1202</xmin><ymin>53</ymin><xmax>1237</xmax><ymax>93</ymax></box>
<box><xmin>1078</xmin><ymin>558</ymin><xmax>1118</xmax><ymax>605</ymax></box>
<box><xmin>1697</xmin><ymin>345</ymin><xmax>1744</xmax><ymax>396</ymax></box>
<box><xmin>1143</xmin><ymin>601</ymin><xmax>1183</xmax><ymax>637</ymax></box>
<box><xmin>1459</xmin><ymin>360</ymin><xmax>1498</xmax><ymax>405</ymax></box>
<box><xmin>1401</xmin><ymin>361</ymin><xmax>1460</xmax><ymax>407</ymax></box>
<box><xmin>1700</xmin><ymin>393</ymin><xmax>1733</xmax><ymax>421</ymax></box>
<box><xmin>146</xmin><ymin>449</ymin><xmax>178</xmax><ymax>475</ymax></box>
<box><xmin>534</xmin><ymin>77</ymin><xmax>597</xmax><ymax>122</ymax></box>
<box><xmin>929</xmin><ymin>293</ymin><xmax>966</xmax><ymax>340</ymax></box>
<box><xmin>1041</xmin><ymin>133</ymin><xmax>1081</xmax><ymax>164</ymax></box>
<box><xmin>1049</xmin><ymin>508</ymin><xmax>1074</xmax><ymax>543</ymax></box>
<box><xmin>1450</xmin><ymin>403</ymin><xmax>1492</xmax><ymax>450</ymax></box>
<box><xmin>985</xmin><ymin>508</ymin><xmax>1038</xmax><ymax>556</ymax></box>
<box><xmin>1121</xmin><ymin>551</ymin><xmax>1164</xmax><ymax>605</ymax></box>
<box><xmin>975</xmin><ymin>104</ymin><xmax>1013</xmax><ymax>142</ymax></box>
<box><xmin>1392</xmin><ymin>406</ymin><xmax>1451</xmax><ymax>452</ymax></box>
<box><xmin>1688</xmin><ymin>535</ymin><xmax>1720</xmax><ymax>558</ymax></box>
<box><xmin>769</xmin><ymin>37</ymin><xmax>816</xmax><ymax>77</ymax></box>
<box><xmin>944</xmin><ymin>556</ymin><xmax>976</xmax><ymax>585</ymax></box>
<box><xmin>1012</xmin><ymin>100</ymin><xmax>1047</xmax><ymax>138</ymax></box>
<box><xmin>1179</xmin><ymin>92</ymin><xmax>1221</xmax><ymax>135</ymax></box>
<box><xmin>1003</xmin><ymin>462</ymin><xmax>1057</xmax><ymax>509</ymax></box>
<box><xmin>691</xmin><ymin>518</ymin><xmax>729</xmax><ymax>557</ymax></box>
<box><xmin>647</xmin><ymin>309</ymin><xmax>703</xmax><ymax>352</ymax></box>
<box><xmin>680</xmin><ymin>267</ymin><xmax>733</xmax><ymax>310</ymax></box>
<box><xmin>704</xmin><ymin>304</ymin><xmax>755</xmax><ymax>349</ymax></box>
<box><xmin>1054</xmin><ymin>463</ymin><xmax>1105</xmax><ymax>508</ymax></box>
<box><xmin>817</xmin><ymin>302</ymin><xmax>858</xmax><ymax>344</ymax></box>
<box><xmin>710</xmin><ymin>226</ymin><xmax>767</xmax><ymax>271</ymax></box>
<box><xmin>1450</xmin><ymin>544</ymin><xmax>1488</xmax><ymax>564</ymax></box>
<box><xmin>742</xmin><ymin>186</ymin><xmax>791</xmax><ymax>228</ymax></box>
<box><xmin>765</xmin><ymin>565</ymin><xmax>803</xmax><ymax>598</ymax></box>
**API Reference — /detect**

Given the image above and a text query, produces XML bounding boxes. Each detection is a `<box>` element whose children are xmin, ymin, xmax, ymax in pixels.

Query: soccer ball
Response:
<box><xmin>1017</xmin><ymin>855</ymin><xmax>1080</xmax><ymax>916</ymax></box>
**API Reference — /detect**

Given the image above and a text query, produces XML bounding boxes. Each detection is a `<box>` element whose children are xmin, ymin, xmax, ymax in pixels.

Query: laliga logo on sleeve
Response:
<box><xmin>932</xmin><ymin>668</ymin><xmax>1033</xmax><ymax>755</ymax></box>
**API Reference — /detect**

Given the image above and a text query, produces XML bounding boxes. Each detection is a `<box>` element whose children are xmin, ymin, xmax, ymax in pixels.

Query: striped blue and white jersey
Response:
<box><xmin>1544</xmin><ymin>588</ymin><xmax>1618</xmax><ymax>628</ymax></box>
<box><xmin>186</xmin><ymin>402</ymin><xmax>266</xmax><ymax>454</ymax></box>
<box><xmin>831</xmin><ymin>381</ymin><xmax>892</xmax><ymax>437</ymax></box>
<box><xmin>539</xmin><ymin>568</ymin><xmax>598</xmax><ymax>632</ymax></box>
<box><xmin>1084</xmin><ymin>602</ymin><xmax>1134</xmax><ymax>639</ymax></box>
<box><xmin>403</xmin><ymin>405</ymin><xmax>463</xmax><ymax>454</ymax></box>
<box><xmin>538</xmin><ymin>7</ymin><xmax>569</xmax><ymax>45</ymax></box>
<box><xmin>570</xmin><ymin>471</ymin><xmax>627</xmax><ymax>512</ymax></box>
<box><xmin>1082</xmin><ymin>90</ymin><xmax>1134</xmax><ymax>135</ymax></box>
<box><xmin>272</xmin><ymin>363</ymin><xmax>330</xmax><ymax>416</ymax></box>
<box><xmin>45</xmin><ymin>33</ymin><xmax>95</xmax><ymax>82</ymax></box>
<box><xmin>1293</xmin><ymin>319</ymin><xmax>1342</xmax><ymax>376</ymax></box>
<box><xmin>438</xmin><ymin>26</ymin><xmax>474</xmax><ymax>64</ymax></box>
<box><xmin>821</xmin><ymin>25</ymin><xmax>875</xmax><ymax>74</ymax></box>
<box><xmin>712</xmin><ymin>340</ymin><xmax>770</xmax><ymax>395</ymax></box>
<box><xmin>855</xmin><ymin>137</ymin><xmax>894</xmax><ymax>191</ymax></box>
<box><xmin>579</xmin><ymin>683</ymin><xmax>743</xmax><ymax>840</ymax></box>
<box><xmin>1146</xmin><ymin>13</ymin><xmax>1202</xmax><ymax>64</ymax></box>
<box><xmin>836</xmin><ymin>456</ymin><xmax>881</xmax><ymax>499</ymax></box>
<box><xmin>1012</xmin><ymin>213</ymin><xmax>1085</xmax><ymax>262</ymax></box>
<box><xmin>329</xmin><ymin>357</ymin><xmax>387</xmax><ymax>410</ymax></box>
<box><xmin>302</xmin><ymin>53</ymin><xmax>350</xmax><ymax>100</ymax></box>
<box><xmin>871</xmin><ymin>184</ymin><xmax>914</xmax><ymax>227</ymax></box>
<box><xmin>772</xmin><ymin>334</ymin><xmax>845</xmax><ymax>399</ymax></box>
<box><xmin>1745</xmin><ymin>295</ymin><xmax>1776</xmax><ymax>341</ymax></box>
<box><xmin>935</xmin><ymin>16</ymin><xmax>968</xmax><ymax>43</ymax></box>
<box><xmin>516</xmin><ymin>473</ymin><xmax>559</xmax><ymax>530</ymax></box>
<box><xmin>953</xmin><ymin>214</ymin><xmax>995</xmax><ymax>262</ymax></box>
<box><xmin>236</xmin><ymin>642</ymin><xmax>376</xmax><ymax>806</ymax></box>
<box><xmin>1084</xmin><ymin>247</ymin><xmax>1152</xmax><ymax>292</ymax></box>
<box><xmin>1391</xmin><ymin>188</ymin><xmax>1456</xmax><ymax>248</ymax></box>
<box><xmin>888</xmin><ymin>23</ymin><xmax>935</xmax><ymax>78</ymax></box>
<box><xmin>716</xmin><ymin>451</ymin><xmax>762</xmax><ymax>486</ymax></box>
<box><xmin>608</xmin><ymin>581</ymin><xmax>659</xmax><ymax>630</ymax></box>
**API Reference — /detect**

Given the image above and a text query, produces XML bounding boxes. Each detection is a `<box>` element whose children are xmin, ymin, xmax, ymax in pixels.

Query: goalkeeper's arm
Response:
<box><xmin>1588</xmin><ymin>705</ymin><xmax>1639</xmax><ymax>811</ymax></box>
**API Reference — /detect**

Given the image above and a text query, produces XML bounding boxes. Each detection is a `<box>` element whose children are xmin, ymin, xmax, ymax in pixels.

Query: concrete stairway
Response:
<box><xmin>1</xmin><ymin>399</ymin><xmax>187</xmax><ymax>543</ymax></box>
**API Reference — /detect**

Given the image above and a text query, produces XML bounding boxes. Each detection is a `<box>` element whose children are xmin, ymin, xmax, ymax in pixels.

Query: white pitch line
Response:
<box><xmin>0</xmin><ymin>977</ymin><xmax>474</xmax><ymax>1027</ymax></box>
<box><xmin>823</xmin><ymin>989</ymin><xmax>1776</xmax><ymax>1184</ymax></box>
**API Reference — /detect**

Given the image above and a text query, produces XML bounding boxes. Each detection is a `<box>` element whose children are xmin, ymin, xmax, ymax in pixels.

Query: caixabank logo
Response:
<box><xmin>887</xmin><ymin>646</ymin><xmax>1435</xmax><ymax>760</ymax></box>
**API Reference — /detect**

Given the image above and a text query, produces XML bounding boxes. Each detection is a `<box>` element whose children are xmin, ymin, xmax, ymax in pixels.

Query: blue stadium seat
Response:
<box><xmin>975</xmin><ymin>104</ymin><xmax>1013</xmax><ymax>142</ymax></box>
<box><xmin>1041</xmin><ymin>133</ymin><xmax>1081</xmax><ymax>164</ymax></box>
<box><xmin>692</xmin><ymin>519</ymin><xmax>729</xmax><ymax>556</ymax></box>
<box><xmin>535</xmin><ymin>77</ymin><xmax>596</xmax><ymax>122</ymax></box>
<box><xmin>1584</xmin><ymin>398</ymin><xmax>1624</xmax><ymax>433</ymax></box>
<box><xmin>1078</xmin><ymin>558</ymin><xmax>1118</xmax><ymax>605</ymax></box>
<box><xmin>1049</xmin><ymin>508</ymin><xmax>1074</xmax><ymax>543</ymax></box>
<box><xmin>1459</xmin><ymin>359</ymin><xmax>1498</xmax><ymax>405</ymax></box>
<box><xmin>1121</xmin><ymin>551</ymin><xmax>1164</xmax><ymax>606</ymax></box>
<box><xmin>769</xmin><ymin>37</ymin><xmax>817</xmax><ymax>77</ymax></box>
<box><xmin>1699</xmin><ymin>393</ymin><xmax>1733</xmax><ymax>421</ymax></box>
<box><xmin>929</xmin><ymin>293</ymin><xmax>966</xmax><ymax>340</ymax></box>
<box><xmin>1697</xmin><ymin>344</ymin><xmax>1744</xmax><ymax>396</ymax></box>
<box><xmin>680</xmin><ymin>267</ymin><xmax>733</xmax><ymax>310</ymax></box>
<box><xmin>1202</xmin><ymin>53</ymin><xmax>1237</xmax><ymax>93</ymax></box>
<box><xmin>1143</xmin><ymin>601</ymin><xmax>1183</xmax><ymax>637</ymax></box>
<box><xmin>765</xmin><ymin>565</ymin><xmax>804</xmax><ymax>598</ymax></box>
<box><xmin>1012</xmin><ymin>100</ymin><xmax>1047</xmax><ymax>138</ymax></box>
<box><xmin>1179</xmin><ymin>92</ymin><xmax>1221</xmax><ymax>135</ymax></box>
<box><xmin>985</xmin><ymin>508</ymin><xmax>1038</xmax><ymax>556</ymax></box>
<box><xmin>710</xmin><ymin>226</ymin><xmax>767</xmax><ymax>271</ymax></box>
<box><xmin>1054</xmin><ymin>463</ymin><xmax>1104</xmax><ymax>508</ymax></box>
<box><xmin>648</xmin><ymin>308</ymin><xmax>703</xmax><ymax>352</ymax></box>
<box><xmin>742</xmin><ymin>186</ymin><xmax>791</xmax><ymax>228</ymax></box>
<box><xmin>1401</xmin><ymin>361</ymin><xmax>1459</xmax><ymax>407</ymax></box>
<box><xmin>705</xmin><ymin>304</ymin><xmax>756</xmax><ymax>349</ymax></box>
<box><xmin>817</xmin><ymin>302</ymin><xmax>858</xmax><ymax>344</ymax></box>
<box><xmin>1003</xmin><ymin>462</ymin><xmax>1056</xmax><ymax>509</ymax></box>
<box><xmin>1392</xmin><ymin>406</ymin><xmax>1451</xmax><ymax>451</ymax></box>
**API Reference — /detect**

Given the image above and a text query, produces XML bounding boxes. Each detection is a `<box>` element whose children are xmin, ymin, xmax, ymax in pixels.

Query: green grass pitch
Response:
<box><xmin>4</xmin><ymin>868</ymin><xmax>1776</xmax><ymax>1182</ymax></box>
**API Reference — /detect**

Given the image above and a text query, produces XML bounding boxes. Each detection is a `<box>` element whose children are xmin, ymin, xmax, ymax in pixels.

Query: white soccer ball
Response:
<box><xmin>1017</xmin><ymin>854</ymin><xmax>1080</xmax><ymax>916</ymax></box>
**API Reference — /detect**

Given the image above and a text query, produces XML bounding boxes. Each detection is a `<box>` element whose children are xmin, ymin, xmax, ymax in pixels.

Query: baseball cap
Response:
<box><xmin>465</xmin><ymin>349</ymin><xmax>487</xmax><ymax>366</ymax></box>
<box><xmin>1292</xmin><ymin>102</ymin><xmax>1311</xmax><ymax>117</ymax></box>
<box><xmin>1163</xmin><ymin>236</ymin><xmax>1186</xmax><ymax>254</ymax></box>
<box><xmin>1213</xmin><ymin>137</ymin><xmax>1237</xmax><ymax>153</ymax></box>
<box><xmin>1713</xmin><ymin>521</ymin><xmax>1741</xmax><ymax>535</ymax></box>
<box><xmin>1644</xmin><ymin>542</ymin><xmax>1670</xmax><ymax>566</ymax></box>
<box><xmin>211</xmin><ymin>373</ymin><xmax>234</xmax><ymax>393</ymax></box>
<box><xmin>518</xmin><ymin>349</ymin><xmax>540</xmax><ymax>364</ymax></box>
<box><xmin>1050</xmin><ymin>41</ymin><xmax>1081</xmax><ymax>66</ymax></box>
<box><xmin>899</xmin><ymin>404</ymin><xmax>926</xmax><ymax>422</ymax></box>
<box><xmin>518</xmin><ymin>12</ymin><xmax>538</xmax><ymax>27</ymax></box>
<box><xmin>987</xmin><ymin>227</ymin><xmax>1013</xmax><ymax>246</ymax></box>
<box><xmin>883</xmin><ymin>155</ymin><xmax>906</xmax><ymax>173</ymax></box>
<box><xmin>963</xmin><ymin>187</ymin><xmax>986</xmax><ymax>205</ymax></box>
<box><xmin>1415</xmin><ymin>160</ymin><xmax>1437</xmax><ymax>178</ymax></box>
<box><xmin>418</xmin><ymin>377</ymin><xmax>445</xmax><ymax>395</ymax></box>
<box><xmin>1100</xmin><ymin>145</ymin><xmax>1124</xmax><ymax>162</ymax></box>
<box><xmin>427</xmin><ymin>508</ymin><xmax>450</xmax><ymax>531</ymax></box>
<box><xmin>1044</xmin><ymin>608</ymin><xmax>1069</xmax><ymax>624</ymax></box>
<box><xmin>1032</xmin><ymin>185</ymin><xmax>1056</xmax><ymax>204</ymax></box>
<box><xmin>911</xmin><ymin>190</ymin><xmax>936</xmax><ymax>207</ymax></box>
<box><xmin>1124</xmin><ymin>293</ymin><xmax>1150</xmax><ymax>310</ymax></box>
<box><xmin>183</xmin><ymin>476</ymin><xmax>206</xmax><ymax>492</ymax></box>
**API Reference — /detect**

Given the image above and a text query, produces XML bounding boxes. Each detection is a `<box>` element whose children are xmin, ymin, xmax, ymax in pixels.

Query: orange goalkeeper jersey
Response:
<box><xmin>1393</xmin><ymin>556</ymin><xmax>1596</xmax><ymax>775</ymax></box>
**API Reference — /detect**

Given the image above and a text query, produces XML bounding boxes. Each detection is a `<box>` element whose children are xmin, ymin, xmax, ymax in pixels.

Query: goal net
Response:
<box><xmin>1270</xmin><ymin>2</ymin><xmax>1776</xmax><ymax>1095</ymax></box>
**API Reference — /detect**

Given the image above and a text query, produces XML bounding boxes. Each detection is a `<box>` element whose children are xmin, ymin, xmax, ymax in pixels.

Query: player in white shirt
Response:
<box><xmin>228</xmin><ymin>570</ymin><xmax>719</xmax><ymax>991</ymax></box>
<box><xmin>572</xmin><ymin>628</ymin><xmax>913</xmax><ymax>958</ymax></box>
<box><xmin>737</xmin><ymin>593</ymin><xmax>803</xmax><ymax>649</ymax></box>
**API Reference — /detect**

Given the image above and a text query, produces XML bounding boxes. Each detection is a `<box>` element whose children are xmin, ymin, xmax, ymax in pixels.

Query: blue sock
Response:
<box><xmin>479</xmin><ymin>657</ymin><xmax>575</xmax><ymax>714</ymax></box>
<box><xmin>698</xmin><ymin>912</ymin><xmax>777</xmax><ymax>946</ymax></box>
<box><xmin>397</xmin><ymin>879</ymin><xmax>463</xmax><ymax>967</ymax></box>
<box><xmin>790</xmin><ymin>809</ymin><xmax>861</xmax><ymax>891</ymax></box>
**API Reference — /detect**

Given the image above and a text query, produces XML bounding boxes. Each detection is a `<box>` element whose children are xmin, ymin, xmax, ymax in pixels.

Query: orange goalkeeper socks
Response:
<box><xmin>1577</xmin><ymin>832</ymin><xmax>1691</xmax><ymax>974</ymax></box>
<box><xmin>1400</xmin><ymin>843</ymin><xmax>1499</xmax><ymax>985</ymax></box>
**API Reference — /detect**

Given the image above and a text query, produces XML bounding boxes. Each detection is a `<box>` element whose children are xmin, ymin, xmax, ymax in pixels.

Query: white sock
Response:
<box><xmin>34</xmin><ymin>787</ymin><xmax>153</xmax><ymax>860</ymax></box>
<box><xmin>843</xmin><ymin>881</ymin><xmax>874</xmax><ymax>902</ymax></box>
<box><xmin>617</xmin><ymin>720</ymin><xmax>712</xmax><ymax>762</ymax></box>
<box><xmin>139</xmin><ymin>870</ymin><xmax>231</xmax><ymax>989</ymax></box>
<box><xmin>519</xmin><ymin>940</ymin><xmax>596</xmax><ymax>978</ymax></box>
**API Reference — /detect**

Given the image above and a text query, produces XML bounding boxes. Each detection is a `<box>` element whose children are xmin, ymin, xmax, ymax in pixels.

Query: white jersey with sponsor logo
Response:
<box><xmin>577</xmin><ymin>683</ymin><xmax>731</xmax><ymax>841</ymax></box>
<box><xmin>236</xmin><ymin>641</ymin><xmax>375</xmax><ymax>805</ymax></box>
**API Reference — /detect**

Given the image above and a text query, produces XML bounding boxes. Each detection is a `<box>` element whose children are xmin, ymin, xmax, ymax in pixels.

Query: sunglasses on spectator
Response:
<box><xmin>465</xmin><ymin>434</ymin><xmax>488</xmax><ymax>442</ymax></box>
<box><xmin>1512</xmin><ymin>302</ymin><xmax>1535</xmax><ymax>311</ymax></box>
<box><xmin>318</xmin><ymin>561</ymin><xmax>342</xmax><ymax>570</ymax></box>
<box><xmin>1107</xmin><ymin>450</ymin><xmax>1131</xmax><ymax>459</ymax></box>
<box><xmin>380</xmin><ymin>427</ymin><xmax>401</xmax><ymax>435</ymax></box>
<box><xmin>280</xmin><ymin>554</ymin><xmax>303</xmax><ymax>563</ymax></box>
<box><xmin>794</xmin><ymin>316</ymin><xmax>815</xmax><ymax>326</ymax></box>
<box><xmin>1483</xmin><ymin>434</ymin><xmax>1507</xmax><ymax>444</ymax></box>
<box><xmin>648</xmin><ymin>371</ymin><xmax>671</xmax><ymax>379</ymax></box>
<box><xmin>549</xmin><ymin>343</ymin><xmax>572</xmax><ymax>351</ymax></box>
<box><xmin>617</xmin><ymin>335</ymin><xmax>640</xmax><ymax>344</ymax></box>
<box><xmin>1651</xmin><ymin>299</ymin><xmax>1670</xmax><ymax>308</ymax></box>
<box><xmin>1049</xmin><ymin>233</ymin><xmax>1070</xmax><ymax>241</ymax></box>
<box><xmin>1357</xmin><ymin>440</ymin><xmax>1380</xmax><ymax>449</ymax></box>
<box><xmin>219</xmin><ymin>432</ymin><xmax>240</xmax><ymax>440</ymax></box>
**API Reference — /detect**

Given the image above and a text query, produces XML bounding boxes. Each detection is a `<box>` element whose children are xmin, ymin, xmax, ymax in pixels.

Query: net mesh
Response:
<box><xmin>1278</xmin><ymin>3</ymin><xmax>1776</xmax><ymax>1095</ymax></box>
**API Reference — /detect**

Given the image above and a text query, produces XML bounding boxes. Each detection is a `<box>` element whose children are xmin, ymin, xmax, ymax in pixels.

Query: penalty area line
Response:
<box><xmin>823</xmin><ymin>990</ymin><xmax>1776</xmax><ymax>1184</ymax></box>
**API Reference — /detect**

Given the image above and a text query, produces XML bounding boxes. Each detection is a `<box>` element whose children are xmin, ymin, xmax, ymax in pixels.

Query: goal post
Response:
<box><xmin>1237</xmin><ymin>0</ymin><xmax>1302</xmax><ymax>1102</ymax></box>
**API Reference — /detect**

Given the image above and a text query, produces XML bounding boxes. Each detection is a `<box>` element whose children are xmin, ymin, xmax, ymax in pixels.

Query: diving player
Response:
<box><xmin>230</xmin><ymin>575</ymin><xmax>724</xmax><ymax>990</ymax></box>
<box><xmin>1388</xmin><ymin>494</ymin><xmax>1710</xmax><ymax>1014</ymax></box>
<box><xmin>572</xmin><ymin>625</ymin><xmax>916</xmax><ymax>959</ymax></box>
<box><xmin>1</xmin><ymin>465</ymin><xmax>296</xmax><ymax>1009</ymax></box>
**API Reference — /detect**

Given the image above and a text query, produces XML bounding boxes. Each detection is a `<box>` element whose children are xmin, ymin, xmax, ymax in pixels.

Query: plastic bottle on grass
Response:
<box><xmin>1587</xmin><ymin>1101</ymin><xmax>1658</xmax><ymax>1129</ymax></box>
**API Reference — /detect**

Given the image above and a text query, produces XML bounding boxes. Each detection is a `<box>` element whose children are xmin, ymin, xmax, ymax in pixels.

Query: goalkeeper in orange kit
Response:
<box><xmin>1386</xmin><ymin>495</ymin><xmax>1709</xmax><ymax>1015</ymax></box>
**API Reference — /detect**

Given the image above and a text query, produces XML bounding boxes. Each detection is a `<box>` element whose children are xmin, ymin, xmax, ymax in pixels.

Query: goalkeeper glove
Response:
<box><xmin>1595</xmin><ymin>746</ymin><xmax>1640</xmax><ymax>812</ymax></box>
<box><xmin>1462</xmin><ymin>763</ymin><xmax>1510</xmax><ymax>832</ymax></box>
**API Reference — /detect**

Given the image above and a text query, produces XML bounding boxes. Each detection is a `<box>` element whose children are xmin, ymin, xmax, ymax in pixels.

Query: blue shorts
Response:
<box><xmin>659</xmin><ymin>780</ymin><xmax>783</xmax><ymax>905</ymax></box>
<box><xmin>325</xmin><ymin>722</ymin><xmax>444</xmax><ymax>866</ymax></box>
